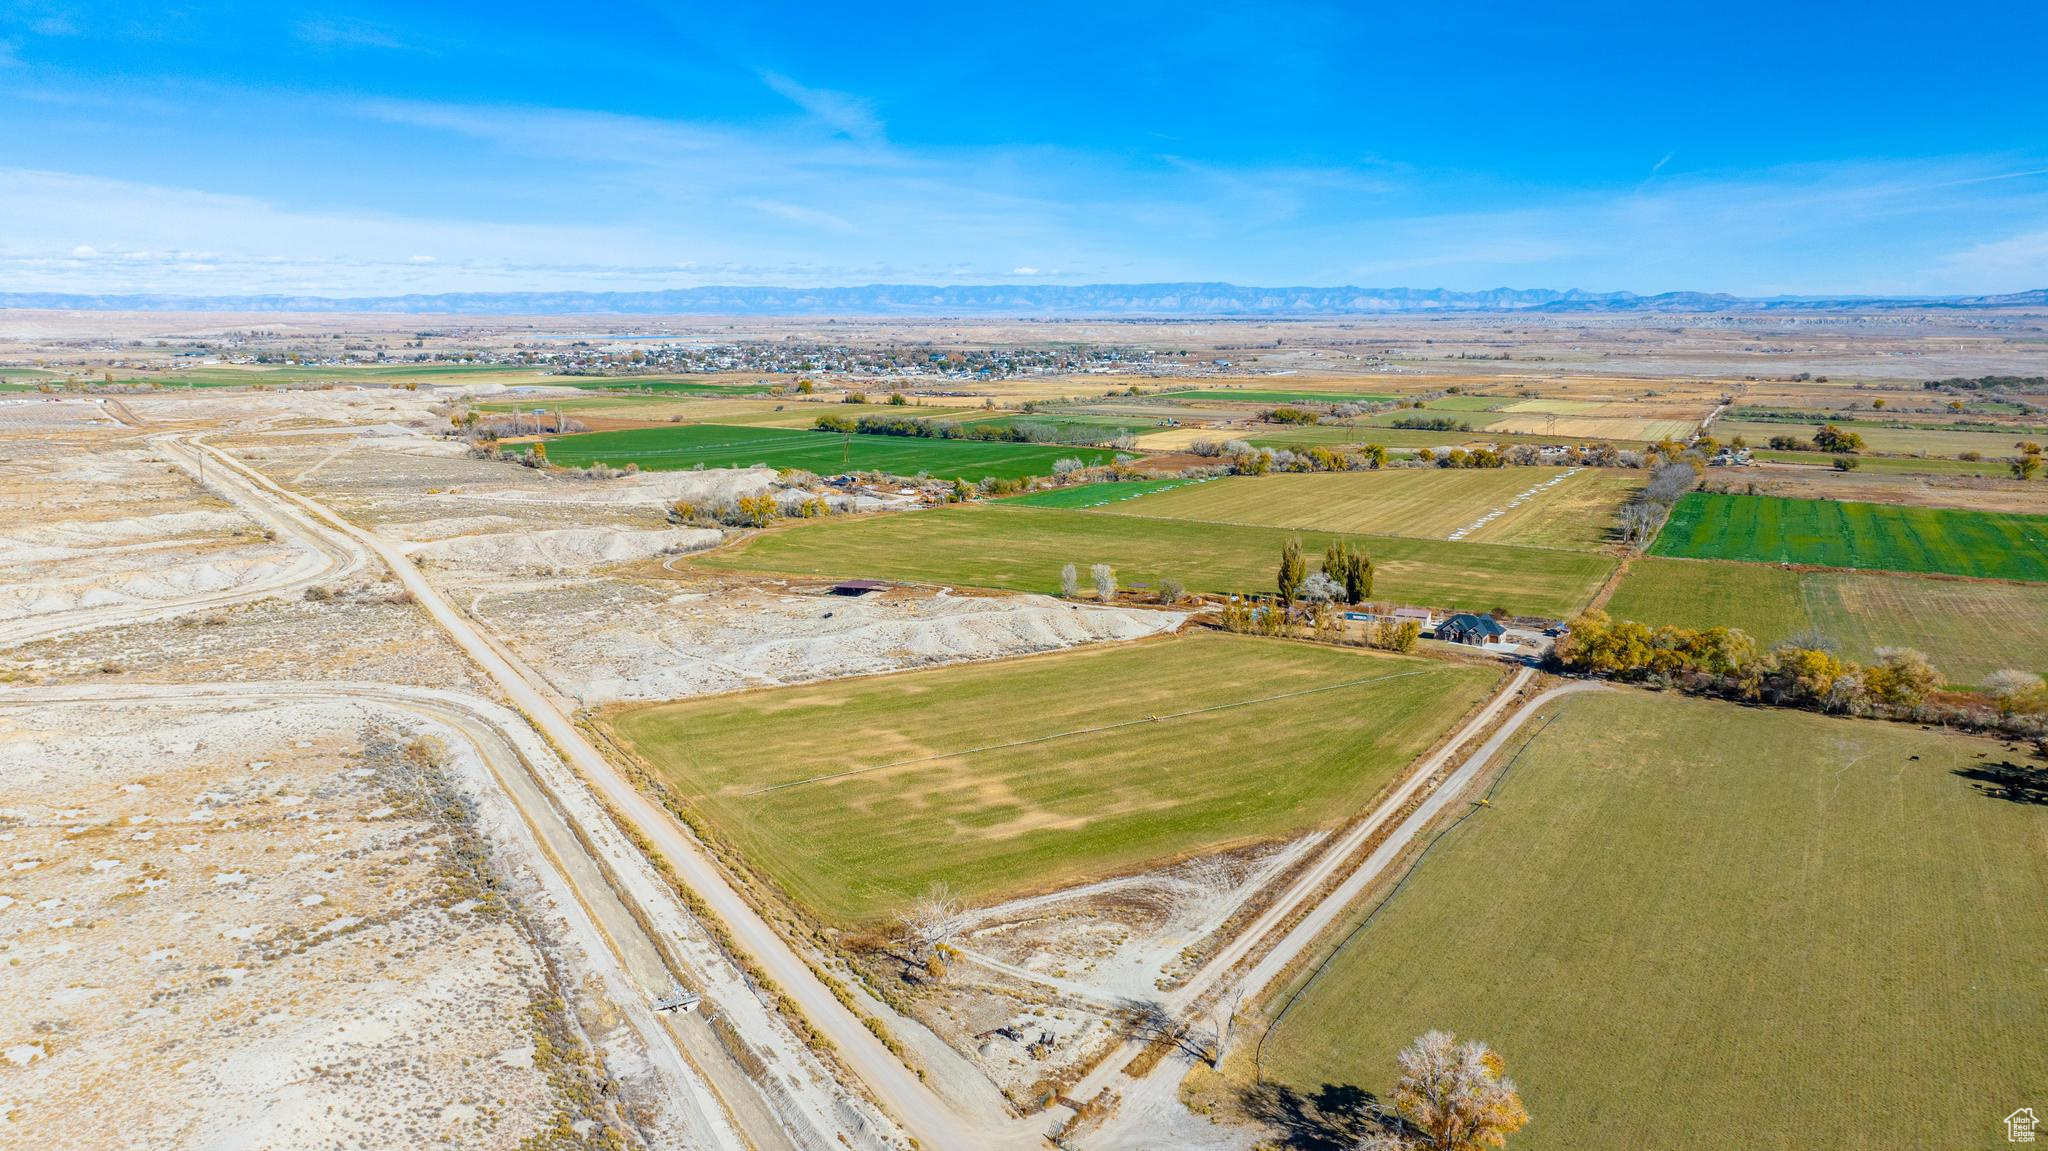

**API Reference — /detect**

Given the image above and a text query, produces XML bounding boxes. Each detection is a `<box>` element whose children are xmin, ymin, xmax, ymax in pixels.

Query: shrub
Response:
<box><xmin>1157</xmin><ymin>577</ymin><xmax>1185</xmax><ymax>604</ymax></box>
<box><xmin>1370</xmin><ymin>618</ymin><xmax>1421</xmax><ymax>652</ymax></box>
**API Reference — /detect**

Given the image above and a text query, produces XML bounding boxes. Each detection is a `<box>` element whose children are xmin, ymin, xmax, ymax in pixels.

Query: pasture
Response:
<box><xmin>535</xmin><ymin>423</ymin><xmax>1118</xmax><ymax>481</ymax></box>
<box><xmin>1254</xmin><ymin>691</ymin><xmax>2048</xmax><ymax>1151</ymax></box>
<box><xmin>1099</xmin><ymin>468</ymin><xmax>1640</xmax><ymax>551</ymax></box>
<box><xmin>606</xmin><ymin>632</ymin><xmax>1499</xmax><ymax>923</ymax></box>
<box><xmin>694</xmin><ymin>503</ymin><xmax>1617</xmax><ymax>618</ymax></box>
<box><xmin>1650</xmin><ymin>492</ymin><xmax>2048</xmax><ymax>581</ymax></box>
<box><xmin>1604</xmin><ymin>557</ymin><xmax>2048</xmax><ymax>680</ymax></box>
<box><xmin>1001</xmin><ymin>476</ymin><xmax>1217</xmax><ymax>509</ymax></box>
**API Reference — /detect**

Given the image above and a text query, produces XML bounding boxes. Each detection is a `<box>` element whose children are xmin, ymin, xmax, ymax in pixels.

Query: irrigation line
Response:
<box><xmin>746</xmin><ymin>668</ymin><xmax>1437</xmax><ymax>796</ymax></box>
<box><xmin>1252</xmin><ymin>709</ymin><xmax>1565</xmax><ymax>1081</ymax></box>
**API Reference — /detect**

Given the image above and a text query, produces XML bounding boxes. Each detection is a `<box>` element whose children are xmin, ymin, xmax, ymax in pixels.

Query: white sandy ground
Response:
<box><xmin>0</xmin><ymin>695</ymin><xmax>716</xmax><ymax>1150</ymax></box>
<box><xmin>409</xmin><ymin>526</ymin><xmax>725</xmax><ymax>573</ymax></box>
<box><xmin>468</xmin><ymin>581</ymin><xmax>1188</xmax><ymax>704</ymax></box>
<box><xmin>0</xmin><ymin>392</ymin><xmax>1538</xmax><ymax>1150</ymax></box>
<box><xmin>0</xmin><ymin>439</ymin><xmax>341</xmax><ymax>642</ymax></box>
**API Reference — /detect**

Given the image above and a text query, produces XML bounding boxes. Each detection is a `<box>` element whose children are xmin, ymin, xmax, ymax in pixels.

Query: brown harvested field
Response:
<box><xmin>1715</xmin><ymin>418</ymin><xmax>2036</xmax><ymax>458</ymax></box>
<box><xmin>1701</xmin><ymin>464</ymin><xmax>2048</xmax><ymax>515</ymax></box>
<box><xmin>1097</xmin><ymin>467</ymin><xmax>1639</xmax><ymax>551</ymax></box>
<box><xmin>1482</xmin><ymin>412</ymin><xmax>1700</xmax><ymax>441</ymax></box>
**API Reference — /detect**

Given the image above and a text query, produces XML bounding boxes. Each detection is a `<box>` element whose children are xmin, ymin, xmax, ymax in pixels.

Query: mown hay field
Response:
<box><xmin>1604</xmin><ymin>556</ymin><xmax>2048</xmax><ymax>681</ymax></box>
<box><xmin>608</xmin><ymin>633</ymin><xmax>1499</xmax><ymax>923</ymax></box>
<box><xmin>536</xmin><ymin>423</ymin><xmax>1118</xmax><ymax>481</ymax></box>
<box><xmin>1097</xmin><ymin>468</ymin><xmax>1640</xmax><ymax>551</ymax></box>
<box><xmin>1481</xmin><ymin>412</ymin><xmax>1700</xmax><ymax>441</ymax></box>
<box><xmin>695</xmin><ymin>503</ymin><xmax>1617</xmax><ymax>617</ymax></box>
<box><xmin>1255</xmin><ymin>691</ymin><xmax>2048</xmax><ymax>1151</ymax></box>
<box><xmin>1650</xmin><ymin>492</ymin><xmax>2048</xmax><ymax>581</ymax></box>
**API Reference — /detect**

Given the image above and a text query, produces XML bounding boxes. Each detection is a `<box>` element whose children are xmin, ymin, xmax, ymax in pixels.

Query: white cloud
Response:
<box><xmin>295</xmin><ymin>18</ymin><xmax>418</xmax><ymax>51</ymax></box>
<box><xmin>1010</xmin><ymin>266</ymin><xmax>1041</xmax><ymax>275</ymax></box>
<box><xmin>1936</xmin><ymin>229</ymin><xmax>2048</xmax><ymax>290</ymax></box>
<box><xmin>759</xmin><ymin>71</ymin><xmax>885</xmax><ymax>144</ymax></box>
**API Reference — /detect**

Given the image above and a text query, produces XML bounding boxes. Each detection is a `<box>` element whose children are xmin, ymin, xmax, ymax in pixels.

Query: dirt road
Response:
<box><xmin>0</xmin><ymin>433</ymin><xmax>367</xmax><ymax>647</ymax></box>
<box><xmin>1077</xmin><ymin>678</ymin><xmax>1607</xmax><ymax>1149</ymax></box>
<box><xmin>0</xmin><ymin>680</ymin><xmax>751</xmax><ymax>1151</ymax></box>
<box><xmin>182</xmin><ymin>436</ymin><xmax>1032</xmax><ymax>1149</ymax></box>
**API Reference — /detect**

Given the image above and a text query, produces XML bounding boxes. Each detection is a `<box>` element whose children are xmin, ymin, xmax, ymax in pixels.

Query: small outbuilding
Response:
<box><xmin>1436</xmin><ymin>613</ymin><xmax>1508</xmax><ymax>646</ymax></box>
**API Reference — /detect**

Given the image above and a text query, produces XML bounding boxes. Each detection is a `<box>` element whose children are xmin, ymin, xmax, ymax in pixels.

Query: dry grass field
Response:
<box><xmin>606</xmin><ymin>632</ymin><xmax>1499</xmax><ymax>924</ymax></box>
<box><xmin>1716</xmin><ymin>418</ymin><xmax>2038</xmax><ymax>459</ymax></box>
<box><xmin>1603</xmin><ymin>556</ymin><xmax>2048</xmax><ymax>681</ymax></box>
<box><xmin>1252</xmin><ymin>690</ymin><xmax>2048</xmax><ymax>1151</ymax></box>
<box><xmin>1481</xmin><ymin>412</ymin><xmax>1701</xmax><ymax>441</ymax></box>
<box><xmin>1096</xmin><ymin>467</ymin><xmax>1640</xmax><ymax>551</ymax></box>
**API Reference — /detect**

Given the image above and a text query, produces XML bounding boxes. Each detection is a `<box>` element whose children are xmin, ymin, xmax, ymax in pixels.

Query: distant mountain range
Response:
<box><xmin>3</xmin><ymin>284</ymin><xmax>2045</xmax><ymax>316</ymax></box>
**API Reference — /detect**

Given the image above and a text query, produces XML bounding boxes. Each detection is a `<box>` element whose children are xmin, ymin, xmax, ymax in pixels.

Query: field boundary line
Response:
<box><xmin>1252</xmin><ymin>707</ymin><xmax>1565</xmax><ymax>1079</ymax></box>
<box><xmin>746</xmin><ymin>667</ymin><xmax>1439</xmax><ymax>796</ymax></box>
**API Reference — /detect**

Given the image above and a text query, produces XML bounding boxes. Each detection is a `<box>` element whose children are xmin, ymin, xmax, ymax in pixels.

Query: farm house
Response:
<box><xmin>1436</xmin><ymin>613</ymin><xmax>1507</xmax><ymax>646</ymax></box>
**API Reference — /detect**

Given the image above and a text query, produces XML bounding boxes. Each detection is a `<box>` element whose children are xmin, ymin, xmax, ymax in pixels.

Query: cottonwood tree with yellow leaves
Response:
<box><xmin>1357</xmin><ymin>1030</ymin><xmax>1529</xmax><ymax>1150</ymax></box>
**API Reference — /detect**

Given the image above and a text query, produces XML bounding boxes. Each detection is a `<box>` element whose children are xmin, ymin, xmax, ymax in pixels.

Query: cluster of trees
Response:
<box><xmin>1191</xmin><ymin>440</ymin><xmax>1391</xmax><ymax>474</ymax></box>
<box><xmin>1389</xmin><ymin>414</ymin><xmax>1471</xmax><ymax>431</ymax></box>
<box><xmin>1557</xmin><ymin>611</ymin><xmax>2048</xmax><ymax>733</ymax></box>
<box><xmin>1218</xmin><ymin>537</ymin><xmax>1417</xmax><ymax>647</ymax></box>
<box><xmin>2013</xmin><ymin>441</ymin><xmax>2044</xmax><ymax>481</ymax></box>
<box><xmin>1415</xmin><ymin>446</ymin><xmax>1504</xmax><ymax>468</ymax></box>
<box><xmin>1617</xmin><ymin>461</ymin><xmax>1698</xmax><ymax>545</ymax></box>
<box><xmin>812</xmin><ymin>411</ymin><xmax>1131</xmax><ymax>449</ymax></box>
<box><xmin>669</xmin><ymin>492</ymin><xmax>827</xmax><ymax>529</ymax></box>
<box><xmin>1275</xmin><ymin>538</ymin><xmax>1375</xmax><ymax>606</ymax></box>
<box><xmin>1764</xmin><ymin>423</ymin><xmax>1866</xmax><ymax>454</ymax></box>
<box><xmin>1057</xmin><ymin>561</ymin><xmax>1137</xmax><ymax>602</ymax></box>
<box><xmin>1924</xmin><ymin>375</ymin><xmax>2048</xmax><ymax>390</ymax></box>
<box><xmin>1811</xmin><ymin>423</ymin><xmax>1866</xmax><ymax>453</ymax></box>
<box><xmin>1263</xmin><ymin>405</ymin><xmax>1324</xmax><ymax>425</ymax></box>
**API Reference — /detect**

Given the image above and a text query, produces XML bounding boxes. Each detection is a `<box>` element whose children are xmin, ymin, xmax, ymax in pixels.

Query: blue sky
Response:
<box><xmin>2</xmin><ymin>1</ymin><xmax>2045</xmax><ymax>296</ymax></box>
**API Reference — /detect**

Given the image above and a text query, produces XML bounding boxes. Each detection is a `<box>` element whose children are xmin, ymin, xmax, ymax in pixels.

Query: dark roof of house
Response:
<box><xmin>1441</xmin><ymin>613</ymin><xmax>1507</xmax><ymax>636</ymax></box>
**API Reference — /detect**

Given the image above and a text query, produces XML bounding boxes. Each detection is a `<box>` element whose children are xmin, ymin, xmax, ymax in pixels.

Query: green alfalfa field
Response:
<box><xmin>532</xmin><ymin>422</ymin><xmax>1120</xmax><ymax>481</ymax></box>
<box><xmin>1649</xmin><ymin>491</ymin><xmax>2048</xmax><ymax>581</ymax></box>
<box><xmin>1251</xmin><ymin>690</ymin><xmax>2048</xmax><ymax>1151</ymax></box>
